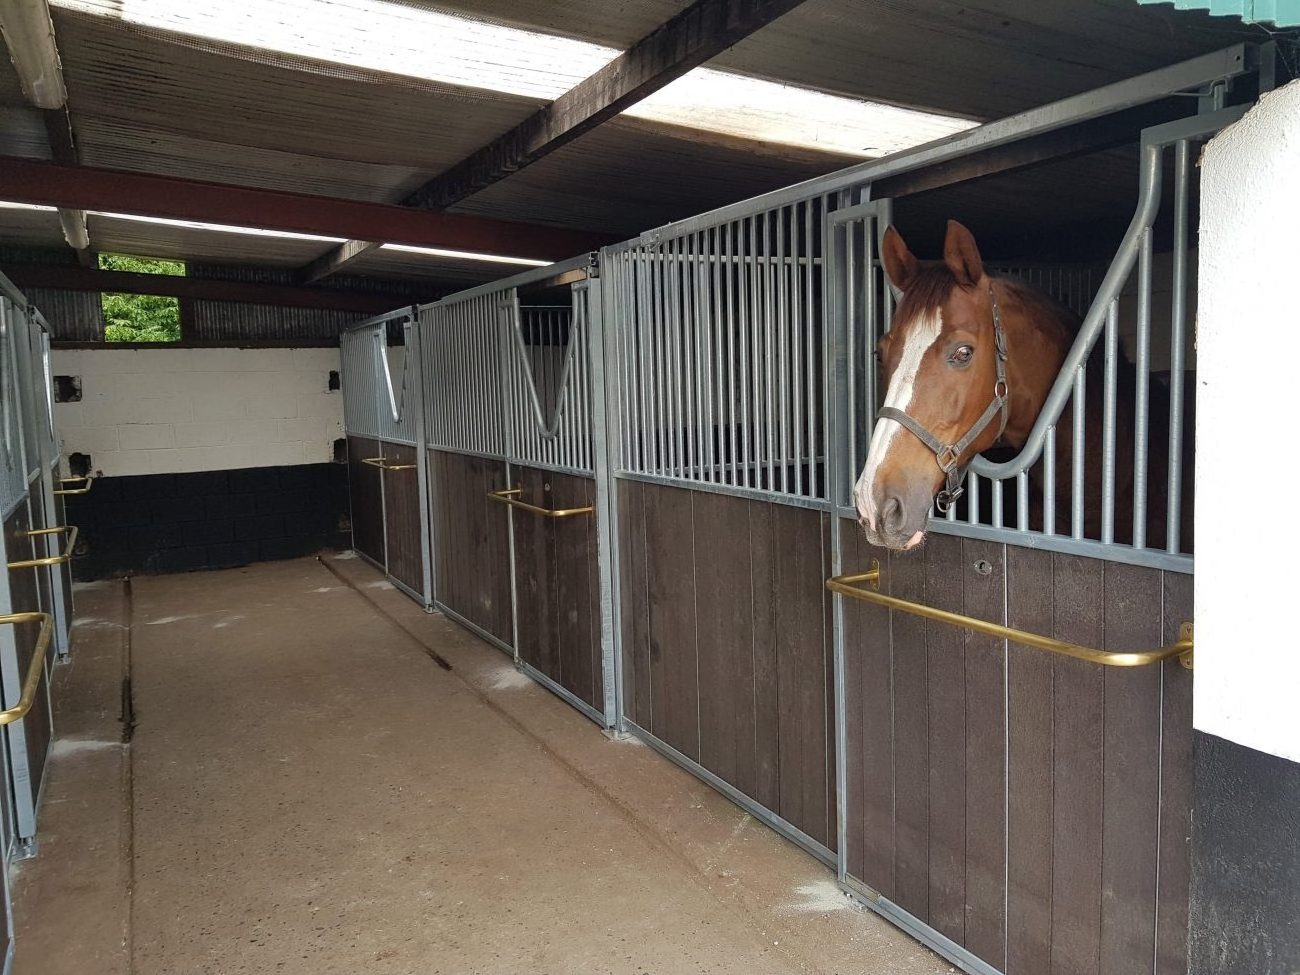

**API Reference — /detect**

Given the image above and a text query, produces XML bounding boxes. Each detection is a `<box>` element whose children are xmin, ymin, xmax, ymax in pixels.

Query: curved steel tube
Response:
<box><xmin>828</xmin><ymin>562</ymin><xmax>1193</xmax><ymax>669</ymax></box>
<box><xmin>0</xmin><ymin>612</ymin><xmax>54</xmax><ymax>726</ymax></box>
<box><xmin>967</xmin><ymin>144</ymin><xmax>1163</xmax><ymax>481</ymax></box>
<box><xmin>54</xmin><ymin>473</ymin><xmax>96</xmax><ymax>496</ymax></box>
<box><xmin>487</xmin><ymin>487</ymin><xmax>593</xmax><ymax>519</ymax></box>
<box><xmin>505</xmin><ymin>291</ymin><xmax>580</xmax><ymax>441</ymax></box>
<box><xmin>9</xmin><ymin>525</ymin><xmax>78</xmax><ymax>569</ymax></box>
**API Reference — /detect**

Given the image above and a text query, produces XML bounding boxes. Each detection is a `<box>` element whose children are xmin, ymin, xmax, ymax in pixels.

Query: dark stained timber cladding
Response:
<box><xmin>1006</xmin><ymin>546</ymin><xmax>1057</xmax><ymax>974</ymax></box>
<box><xmin>347</xmin><ymin>436</ymin><xmax>385</xmax><ymax>565</ymax></box>
<box><xmin>428</xmin><ymin>450</ymin><xmax>512</xmax><ymax>647</ymax></box>
<box><xmin>4</xmin><ymin>501</ymin><xmax>52</xmax><ymax>806</ymax></box>
<box><xmin>511</xmin><ymin>467</ymin><xmax>601</xmax><ymax>713</ymax></box>
<box><xmin>380</xmin><ymin>442</ymin><xmax>423</xmax><ymax>595</ymax></box>
<box><xmin>617</xmin><ymin>479</ymin><xmax>834</xmax><ymax>854</ymax></box>
<box><xmin>1156</xmin><ymin>571</ymin><xmax>1193</xmax><ymax>975</ymax></box>
<box><xmin>961</xmin><ymin>537</ymin><xmax>1007</xmax><ymax>967</ymax></box>
<box><xmin>890</xmin><ymin>541</ymin><xmax>930</xmax><ymax>920</ymax></box>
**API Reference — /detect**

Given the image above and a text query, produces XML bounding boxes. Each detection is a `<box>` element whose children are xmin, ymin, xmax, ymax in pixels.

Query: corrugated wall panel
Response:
<box><xmin>1137</xmin><ymin>0</ymin><xmax>1300</xmax><ymax>25</ymax></box>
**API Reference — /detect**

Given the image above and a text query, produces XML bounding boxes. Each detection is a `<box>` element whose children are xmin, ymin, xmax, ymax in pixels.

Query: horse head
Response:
<box><xmin>854</xmin><ymin>220</ymin><xmax>1069</xmax><ymax>550</ymax></box>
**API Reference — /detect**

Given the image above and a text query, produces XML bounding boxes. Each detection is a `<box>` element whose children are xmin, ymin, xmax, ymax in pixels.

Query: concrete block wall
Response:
<box><xmin>52</xmin><ymin>348</ymin><xmax>344</xmax><ymax>476</ymax></box>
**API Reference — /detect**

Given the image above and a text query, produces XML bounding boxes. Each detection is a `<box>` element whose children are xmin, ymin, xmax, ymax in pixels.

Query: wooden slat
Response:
<box><xmin>1156</xmin><ymin>571</ymin><xmax>1194</xmax><ymax>975</ymax></box>
<box><xmin>1006</xmin><ymin>546</ymin><xmax>1057</xmax><ymax>974</ymax></box>
<box><xmin>772</xmin><ymin>504</ymin><xmax>831</xmax><ymax>848</ymax></box>
<box><xmin>1051</xmin><ymin>554</ymin><xmax>1106</xmax><ymax>975</ymax></box>
<box><xmin>749</xmin><ymin>497</ymin><xmax>781</xmax><ymax>812</ymax></box>
<box><xmin>513</xmin><ymin>467</ymin><xmax>555</xmax><ymax>678</ymax></box>
<box><xmin>841</xmin><ymin>521</ymin><xmax>895</xmax><ymax>895</ymax></box>
<box><xmin>617</xmin><ymin>480</ymin><xmax>651</xmax><ymax>727</ymax></box>
<box><xmin>962</xmin><ymin>537</ymin><xmax>1008</xmax><ymax>966</ymax></box>
<box><xmin>693</xmin><ymin>489</ymin><xmax>758</xmax><ymax>793</ymax></box>
<box><xmin>346</xmin><ymin>436</ymin><xmax>384</xmax><ymax>565</ymax></box>
<box><xmin>552</xmin><ymin>472</ymin><xmax>600</xmax><ymax>709</ymax></box>
<box><xmin>924</xmin><ymin>533</ymin><xmax>967</xmax><ymax>942</ymax></box>
<box><xmin>891</xmin><ymin>545</ymin><xmax>931</xmax><ymax>918</ymax></box>
<box><xmin>1099</xmin><ymin>563</ymin><xmax>1163</xmax><ymax>974</ymax></box>
<box><xmin>644</xmin><ymin>482</ymin><xmax>700</xmax><ymax>759</ymax></box>
<box><xmin>380</xmin><ymin>442</ymin><xmax>423</xmax><ymax>593</ymax></box>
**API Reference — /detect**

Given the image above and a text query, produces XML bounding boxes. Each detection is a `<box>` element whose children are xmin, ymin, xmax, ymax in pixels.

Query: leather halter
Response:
<box><xmin>875</xmin><ymin>283</ymin><xmax>1009</xmax><ymax>515</ymax></box>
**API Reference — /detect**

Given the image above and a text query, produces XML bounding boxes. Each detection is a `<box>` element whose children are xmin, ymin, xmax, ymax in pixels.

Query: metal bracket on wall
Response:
<box><xmin>827</xmin><ymin>560</ymin><xmax>1195</xmax><ymax>669</ymax></box>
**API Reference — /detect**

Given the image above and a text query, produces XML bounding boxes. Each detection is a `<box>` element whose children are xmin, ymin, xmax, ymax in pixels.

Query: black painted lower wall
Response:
<box><xmin>1190</xmin><ymin>731</ymin><xmax>1300</xmax><ymax>975</ymax></box>
<box><xmin>65</xmin><ymin>464</ymin><xmax>350</xmax><ymax>580</ymax></box>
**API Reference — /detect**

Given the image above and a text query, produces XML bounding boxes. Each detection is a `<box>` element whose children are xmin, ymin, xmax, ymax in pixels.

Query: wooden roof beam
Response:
<box><xmin>300</xmin><ymin>0</ymin><xmax>810</xmax><ymax>282</ymax></box>
<box><xmin>0</xmin><ymin>155</ymin><xmax>612</xmax><ymax>260</ymax></box>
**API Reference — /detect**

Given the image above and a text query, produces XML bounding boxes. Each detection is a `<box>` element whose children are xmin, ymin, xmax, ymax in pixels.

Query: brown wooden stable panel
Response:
<box><xmin>617</xmin><ymin>479</ymin><xmax>835</xmax><ymax>852</ymax></box>
<box><xmin>511</xmin><ymin>466</ymin><xmax>602</xmax><ymax>713</ymax></box>
<box><xmin>3</xmin><ymin>500</ymin><xmax>52</xmax><ymax>808</ymax></box>
<box><xmin>379</xmin><ymin>442</ymin><xmax>423</xmax><ymax>595</ymax></box>
<box><xmin>427</xmin><ymin>450</ymin><xmax>513</xmax><ymax>647</ymax></box>
<box><xmin>346</xmin><ymin>436</ymin><xmax>385</xmax><ymax>565</ymax></box>
<box><xmin>838</xmin><ymin>518</ymin><xmax>1193</xmax><ymax>975</ymax></box>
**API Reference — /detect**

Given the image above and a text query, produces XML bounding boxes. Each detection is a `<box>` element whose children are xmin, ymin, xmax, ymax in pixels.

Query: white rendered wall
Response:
<box><xmin>52</xmin><ymin>347</ymin><xmax>344</xmax><ymax>476</ymax></box>
<box><xmin>1196</xmin><ymin>81</ymin><xmax>1300</xmax><ymax>763</ymax></box>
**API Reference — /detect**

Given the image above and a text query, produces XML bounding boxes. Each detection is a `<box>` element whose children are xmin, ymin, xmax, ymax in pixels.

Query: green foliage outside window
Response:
<box><xmin>100</xmin><ymin>254</ymin><xmax>185</xmax><ymax>343</ymax></box>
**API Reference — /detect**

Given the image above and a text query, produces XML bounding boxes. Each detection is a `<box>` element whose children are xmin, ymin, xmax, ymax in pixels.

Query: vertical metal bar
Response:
<box><xmin>806</xmin><ymin>200</ymin><xmax>818</xmax><ymax>500</ymax></box>
<box><xmin>688</xmin><ymin>232</ymin><xmax>704</xmax><ymax>481</ymax></box>
<box><xmin>791</xmin><ymin>203</ymin><xmax>805</xmax><ymax>498</ymax></box>
<box><xmin>991</xmin><ymin>478</ymin><xmax>1003</xmax><ymax>529</ymax></box>
<box><xmin>708</xmin><ymin>227</ymin><xmax>722</xmax><ymax>484</ymax></box>
<box><xmin>1071</xmin><ymin>365</ymin><xmax>1086</xmax><ymax>540</ymax></box>
<box><xmin>674</xmin><ymin>236</ymin><xmax>691</xmax><ymax>479</ymax></box>
<box><xmin>846</xmin><ymin>216</ymin><xmax>858</xmax><ymax>503</ymax></box>
<box><xmin>777</xmin><ymin>206</ymin><xmax>790</xmax><ymax>495</ymax></box>
<box><xmin>739</xmin><ymin>217</ymin><xmax>753</xmax><ymax>488</ymax></box>
<box><xmin>652</xmin><ymin>244</ymin><xmax>668</xmax><ymax>476</ymax></box>
<box><xmin>761</xmin><ymin>211</ymin><xmax>775</xmax><ymax>492</ymax></box>
<box><xmin>1043</xmin><ymin>426</ymin><xmax>1057</xmax><ymax>536</ymax></box>
<box><xmin>588</xmin><ymin>267</ymin><xmax>621</xmax><ymax>728</ymax></box>
<box><xmin>723</xmin><ymin>222</ymin><xmax>738</xmax><ymax>487</ymax></box>
<box><xmin>967</xmin><ymin>471</ymin><xmax>980</xmax><ymax>526</ymax></box>
<box><xmin>667</xmin><ymin>237</ymin><xmax>683</xmax><ymax>477</ymax></box>
<box><xmin>1133</xmin><ymin>226</ymin><xmax>1153</xmax><ymax>549</ymax></box>
<box><xmin>1101</xmin><ymin>298</ymin><xmax>1119</xmax><ymax>544</ymax></box>
<box><xmin>1166</xmin><ymin>140</ymin><xmax>1189</xmax><ymax>555</ymax></box>
<box><xmin>1016</xmin><ymin>470</ymin><xmax>1029</xmax><ymax>533</ymax></box>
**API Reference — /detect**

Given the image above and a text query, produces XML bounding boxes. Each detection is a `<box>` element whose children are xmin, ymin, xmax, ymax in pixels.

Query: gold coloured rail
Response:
<box><xmin>54</xmin><ymin>474</ymin><xmax>96</xmax><ymax>496</ymax></box>
<box><xmin>827</xmin><ymin>561</ymin><xmax>1194</xmax><ymax>669</ymax></box>
<box><xmin>487</xmin><ymin>487</ymin><xmax>593</xmax><ymax>519</ymax></box>
<box><xmin>0</xmin><ymin>612</ymin><xmax>53</xmax><ymax>727</ymax></box>
<box><xmin>361</xmin><ymin>456</ymin><xmax>417</xmax><ymax>472</ymax></box>
<box><xmin>8</xmin><ymin>526</ymin><xmax>79</xmax><ymax>570</ymax></box>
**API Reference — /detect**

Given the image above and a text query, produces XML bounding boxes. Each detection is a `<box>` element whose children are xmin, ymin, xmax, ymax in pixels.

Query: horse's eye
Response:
<box><xmin>948</xmin><ymin>345</ymin><xmax>974</xmax><ymax>366</ymax></box>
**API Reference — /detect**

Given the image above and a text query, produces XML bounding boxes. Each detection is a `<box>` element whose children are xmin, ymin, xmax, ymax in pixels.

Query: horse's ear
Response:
<box><xmin>881</xmin><ymin>225</ymin><xmax>919</xmax><ymax>294</ymax></box>
<box><xmin>943</xmin><ymin>220</ymin><xmax>985</xmax><ymax>289</ymax></box>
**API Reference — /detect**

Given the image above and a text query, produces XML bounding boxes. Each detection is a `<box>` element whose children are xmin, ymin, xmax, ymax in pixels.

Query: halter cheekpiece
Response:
<box><xmin>875</xmin><ymin>282</ymin><xmax>1010</xmax><ymax>515</ymax></box>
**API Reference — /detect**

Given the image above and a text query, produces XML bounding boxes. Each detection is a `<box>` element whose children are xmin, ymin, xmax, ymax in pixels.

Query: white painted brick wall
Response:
<box><xmin>52</xmin><ymin>348</ymin><xmax>344</xmax><ymax>476</ymax></box>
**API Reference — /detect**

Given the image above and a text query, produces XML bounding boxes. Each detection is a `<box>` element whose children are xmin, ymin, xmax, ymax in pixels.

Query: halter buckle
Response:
<box><xmin>936</xmin><ymin>444</ymin><xmax>961</xmax><ymax>473</ymax></box>
<box><xmin>994</xmin><ymin>379</ymin><xmax>1008</xmax><ymax>400</ymax></box>
<box><xmin>935</xmin><ymin>485</ymin><xmax>963</xmax><ymax>514</ymax></box>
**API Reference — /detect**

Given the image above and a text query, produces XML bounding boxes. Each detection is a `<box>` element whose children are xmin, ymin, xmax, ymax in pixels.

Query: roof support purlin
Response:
<box><xmin>0</xmin><ymin>155</ymin><xmax>610</xmax><ymax>260</ymax></box>
<box><xmin>301</xmin><ymin>0</ymin><xmax>810</xmax><ymax>282</ymax></box>
<box><xmin>5</xmin><ymin>264</ymin><xmax>413</xmax><ymax>314</ymax></box>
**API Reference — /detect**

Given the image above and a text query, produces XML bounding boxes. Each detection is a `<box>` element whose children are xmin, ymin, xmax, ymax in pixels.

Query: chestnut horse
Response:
<box><xmin>854</xmin><ymin>220</ymin><xmax>1189</xmax><ymax>553</ymax></box>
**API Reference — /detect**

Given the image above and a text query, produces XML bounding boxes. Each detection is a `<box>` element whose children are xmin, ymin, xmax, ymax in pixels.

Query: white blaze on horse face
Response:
<box><xmin>854</xmin><ymin>308</ymin><xmax>944</xmax><ymax>529</ymax></box>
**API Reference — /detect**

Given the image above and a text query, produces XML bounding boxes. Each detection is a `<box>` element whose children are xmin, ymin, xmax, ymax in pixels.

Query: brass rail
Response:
<box><xmin>827</xmin><ymin>561</ymin><xmax>1193</xmax><ymax>669</ymax></box>
<box><xmin>361</xmin><ymin>456</ymin><xmax>416</xmax><ymax>472</ymax></box>
<box><xmin>8</xmin><ymin>526</ymin><xmax>79</xmax><ymax>570</ymax></box>
<box><xmin>487</xmin><ymin>487</ymin><xmax>593</xmax><ymax>519</ymax></box>
<box><xmin>54</xmin><ymin>473</ymin><xmax>96</xmax><ymax>496</ymax></box>
<box><xmin>0</xmin><ymin>612</ymin><xmax>53</xmax><ymax>727</ymax></box>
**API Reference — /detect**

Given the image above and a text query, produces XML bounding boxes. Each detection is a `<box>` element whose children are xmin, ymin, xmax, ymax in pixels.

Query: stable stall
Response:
<box><xmin>338</xmin><ymin>43</ymin><xmax>1272</xmax><ymax>975</ymax></box>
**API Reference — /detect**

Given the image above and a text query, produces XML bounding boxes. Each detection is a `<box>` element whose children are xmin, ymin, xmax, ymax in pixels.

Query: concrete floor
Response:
<box><xmin>11</xmin><ymin>555</ymin><xmax>955</xmax><ymax>975</ymax></box>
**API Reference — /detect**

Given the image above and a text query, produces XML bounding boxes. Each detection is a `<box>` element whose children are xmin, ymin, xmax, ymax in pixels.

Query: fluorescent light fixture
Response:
<box><xmin>58</xmin><ymin>0</ymin><xmax>974</xmax><ymax>155</ymax></box>
<box><xmin>94</xmin><ymin>210</ymin><xmax>348</xmax><ymax>243</ymax></box>
<box><xmin>0</xmin><ymin>0</ymin><xmax>68</xmax><ymax>109</ymax></box>
<box><xmin>0</xmin><ymin>201</ymin><xmax>553</xmax><ymax>265</ymax></box>
<box><xmin>381</xmin><ymin>243</ymin><xmax>549</xmax><ymax>267</ymax></box>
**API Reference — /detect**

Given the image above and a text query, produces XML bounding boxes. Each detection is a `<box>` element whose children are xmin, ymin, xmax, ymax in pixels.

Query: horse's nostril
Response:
<box><xmin>881</xmin><ymin>496</ymin><xmax>906</xmax><ymax>534</ymax></box>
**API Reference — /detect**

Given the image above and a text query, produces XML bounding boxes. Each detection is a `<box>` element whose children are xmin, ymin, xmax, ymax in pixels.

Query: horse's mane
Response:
<box><xmin>895</xmin><ymin>263</ymin><xmax>1082</xmax><ymax>346</ymax></box>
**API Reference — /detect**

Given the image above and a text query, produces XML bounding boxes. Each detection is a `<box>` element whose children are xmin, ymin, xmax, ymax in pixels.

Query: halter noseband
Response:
<box><xmin>875</xmin><ymin>283</ymin><xmax>1009</xmax><ymax>515</ymax></box>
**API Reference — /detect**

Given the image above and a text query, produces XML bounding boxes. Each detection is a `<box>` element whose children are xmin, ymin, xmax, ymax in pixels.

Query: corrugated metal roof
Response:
<box><xmin>1139</xmin><ymin>0</ymin><xmax>1300</xmax><ymax>26</ymax></box>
